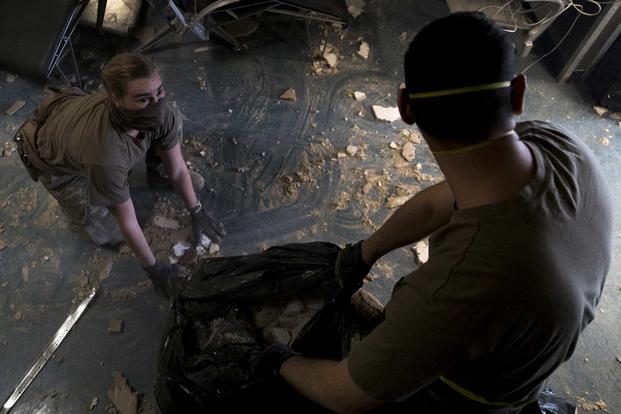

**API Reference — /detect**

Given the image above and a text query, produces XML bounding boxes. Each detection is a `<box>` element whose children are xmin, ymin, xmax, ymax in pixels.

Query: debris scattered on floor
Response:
<box><xmin>600</xmin><ymin>137</ymin><xmax>610</xmax><ymax>146</ymax></box>
<box><xmin>401</xmin><ymin>142</ymin><xmax>416</xmax><ymax>161</ymax></box>
<box><xmin>107</xmin><ymin>372</ymin><xmax>138</xmax><ymax>414</ymax></box>
<box><xmin>401</xmin><ymin>128</ymin><xmax>422</xmax><ymax>144</ymax></box>
<box><xmin>372</xmin><ymin>105</ymin><xmax>401</xmax><ymax>122</ymax></box>
<box><xmin>593</xmin><ymin>106</ymin><xmax>608</xmax><ymax>117</ymax></box>
<box><xmin>6</xmin><ymin>73</ymin><xmax>16</xmax><ymax>83</ymax></box>
<box><xmin>153</xmin><ymin>215</ymin><xmax>180</xmax><ymax>230</ymax></box>
<box><xmin>193</xmin><ymin>46</ymin><xmax>211</xmax><ymax>53</ymax></box>
<box><xmin>386</xmin><ymin>184</ymin><xmax>418</xmax><ymax>209</ymax></box>
<box><xmin>357</xmin><ymin>41</ymin><xmax>370</xmax><ymax>60</ymax></box>
<box><xmin>89</xmin><ymin>397</ymin><xmax>98</xmax><ymax>411</ymax></box>
<box><xmin>345</xmin><ymin>0</ymin><xmax>366</xmax><ymax>18</ymax></box>
<box><xmin>280</xmin><ymin>88</ymin><xmax>297</xmax><ymax>102</ymax></box>
<box><xmin>389</xmin><ymin>141</ymin><xmax>399</xmax><ymax>149</ymax></box>
<box><xmin>353</xmin><ymin>91</ymin><xmax>367</xmax><ymax>101</ymax></box>
<box><xmin>413</xmin><ymin>239</ymin><xmax>429</xmax><ymax>264</ymax></box>
<box><xmin>5</xmin><ymin>100</ymin><xmax>26</xmax><ymax>116</ymax></box>
<box><xmin>346</xmin><ymin>145</ymin><xmax>359</xmax><ymax>157</ymax></box>
<box><xmin>576</xmin><ymin>397</ymin><xmax>608</xmax><ymax>411</ymax></box>
<box><xmin>108</xmin><ymin>319</ymin><xmax>124</xmax><ymax>333</ymax></box>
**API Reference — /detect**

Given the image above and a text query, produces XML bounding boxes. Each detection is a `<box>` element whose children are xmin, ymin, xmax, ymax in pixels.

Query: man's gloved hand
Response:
<box><xmin>190</xmin><ymin>204</ymin><xmax>226</xmax><ymax>246</ymax></box>
<box><xmin>335</xmin><ymin>241</ymin><xmax>373</xmax><ymax>291</ymax></box>
<box><xmin>247</xmin><ymin>344</ymin><xmax>298</xmax><ymax>380</ymax></box>
<box><xmin>142</xmin><ymin>262</ymin><xmax>182</xmax><ymax>300</ymax></box>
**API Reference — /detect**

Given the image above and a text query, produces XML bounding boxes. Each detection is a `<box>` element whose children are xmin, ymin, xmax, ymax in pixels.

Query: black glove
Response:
<box><xmin>190</xmin><ymin>206</ymin><xmax>226</xmax><ymax>245</ymax></box>
<box><xmin>335</xmin><ymin>241</ymin><xmax>372</xmax><ymax>291</ymax></box>
<box><xmin>247</xmin><ymin>344</ymin><xmax>298</xmax><ymax>380</ymax></box>
<box><xmin>142</xmin><ymin>262</ymin><xmax>182</xmax><ymax>300</ymax></box>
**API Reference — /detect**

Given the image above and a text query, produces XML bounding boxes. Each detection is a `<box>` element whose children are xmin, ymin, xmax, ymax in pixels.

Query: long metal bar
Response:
<box><xmin>0</xmin><ymin>288</ymin><xmax>98</xmax><ymax>414</ymax></box>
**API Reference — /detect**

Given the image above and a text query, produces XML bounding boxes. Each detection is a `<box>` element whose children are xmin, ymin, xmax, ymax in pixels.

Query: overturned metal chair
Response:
<box><xmin>139</xmin><ymin>0</ymin><xmax>347</xmax><ymax>52</ymax></box>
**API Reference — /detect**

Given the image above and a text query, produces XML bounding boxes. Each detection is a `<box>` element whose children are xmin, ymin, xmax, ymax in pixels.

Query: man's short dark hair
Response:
<box><xmin>404</xmin><ymin>12</ymin><xmax>517</xmax><ymax>142</ymax></box>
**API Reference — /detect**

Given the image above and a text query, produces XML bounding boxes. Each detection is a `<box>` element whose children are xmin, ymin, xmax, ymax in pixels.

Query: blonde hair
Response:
<box><xmin>101</xmin><ymin>52</ymin><xmax>158</xmax><ymax>98</ymax></box>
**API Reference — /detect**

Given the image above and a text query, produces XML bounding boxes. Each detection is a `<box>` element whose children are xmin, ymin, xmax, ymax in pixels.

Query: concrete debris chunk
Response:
<box><xmin>337</xmin><ymin>151</ymin><xmax>347</xmax><ymax>159</ymax></box>
<box><xmin>5</xmin><ymin>100</ymin><xmax>26</xmax><ymax>116</ymax></box>
<box><xmin>280</xmin><ymin>88</ymin><xmax>297</xmax><ymax>102</ymax></box>
<box><xmin>346</xmin><ymin>145</ymin><xmax>358</xmax><ymax>157</ymax></box>
<box><xmin>345</xmin><ymin>0</ymin><xmax>366</xmax><ymax>18</ymax></box>
<box><xmin>357</xmin><ymin>41</ymin><xmax>370</xmax><ymax>60</ymax></box>
<box><xmin>401</xmin><ymin>142</ymin><xmax>416</xmax><ymax>161</ymax></box>
<box><xmin>593</xmin><ymin>106</ymin><xmax>608</xmax><ymax>117</ymax></box>
<box><xmin>372</xmin><ymin>105</ymin><xmax>400</xmax><ymax>122</ymax></box>
<box><xmin>153</xmin><ymin>215</ymin><xmax>180</xmax><ymax>230</ymax></box>
<box><xmin>107</xmin><ymin>372</ymin><xmax>138</xmax><ymax>414</ymax></box>
<box><xmin>88</xmin><ymin>397</ymin><xmax>98</xmax><ymax>411</ymax></box>
<box><xmin>6</xmin><ymin>74</ymin><xmax>16</xmax><ymax>83</ymax></box>
<box><xmin>353</xmin><ymin>91</ymin><xmax>367</xmax><ymax>101</ymax></box>
<box><xmin>389</xmin><ymin>141</ymin><xmax>399</xmax><ymax>149</ymax></box>
<box><xmin>108</xmin><ymin>319</ymin><xmax>124</xmax><ymax>333</ymax></box>
<box><xmin>323</xmin><ymin>52</ymin><xmax>338</xmax><ymax>68</ymax></box>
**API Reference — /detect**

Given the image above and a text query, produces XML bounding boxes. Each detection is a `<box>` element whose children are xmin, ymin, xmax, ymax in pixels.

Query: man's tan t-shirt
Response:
<box><xmin>34</xmin><ymin>91</ymin><xmax>179</xmax><ymax>206</ymax></box>
<box><xmin>348</xmin><ymin>121</ymin><xmax>613</xmax><ymax>406</ymax></box>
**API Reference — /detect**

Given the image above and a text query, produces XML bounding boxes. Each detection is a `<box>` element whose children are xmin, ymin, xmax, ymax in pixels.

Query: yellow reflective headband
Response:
<box><xmin>408</xmin><ymin>81</ymin><xmax>511</xmax><ymax>100</ymax></box>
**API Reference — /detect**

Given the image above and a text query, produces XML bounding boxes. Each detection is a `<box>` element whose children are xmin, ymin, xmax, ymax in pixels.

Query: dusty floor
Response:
<box><xmin>0</xmin><ymin>0</ymin><xmax>619</xmax><ymax>413</ymax></box>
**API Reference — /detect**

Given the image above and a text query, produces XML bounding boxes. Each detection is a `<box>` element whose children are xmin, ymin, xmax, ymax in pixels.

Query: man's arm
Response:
<box><xmin>363</xmin><ymin>180</ymin><xmax>454</xmax><ymax>264</ymax></box>
<box><xmin>158</xmin><ymin>143</ymin><xmax>198</xmax><ymax>210</ymax></box>
<box><xmin>280</xmin><ymin>357</ymin><xmax>381</xmax><ymax>414</ymax></box>
<box><xmin>110</xmin><ymin>198</ymin><xmax>156</xmax><ymax>267</ymax></box>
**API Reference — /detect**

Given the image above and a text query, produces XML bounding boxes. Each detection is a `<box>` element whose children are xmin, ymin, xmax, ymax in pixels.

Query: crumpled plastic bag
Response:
<box><xmin>155</xmin><ymin>242</ymin><xmax>364</xmax><ymax>414</ymax></box>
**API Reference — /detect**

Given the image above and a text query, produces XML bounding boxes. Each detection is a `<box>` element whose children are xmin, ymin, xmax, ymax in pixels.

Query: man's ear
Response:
<box><xmin>511</xmin><ymin>74</ymin><xmax>527</xmax><ymax>116</ymax></box>
<box><xmin>398</xmin><ymin>88</ymin><xmax>415</xmax><ymax>125</ymax></box>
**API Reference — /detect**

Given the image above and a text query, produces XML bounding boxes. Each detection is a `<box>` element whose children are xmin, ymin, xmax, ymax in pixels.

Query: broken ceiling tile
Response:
<box><xmin>372</xmin><ymin>105</ymin><xmax>400</xmax><ymax>122</ymax></box>
<box><xmin>280</xmin><ymin>88</ymin><xmax>297</xmax><ymax>102</ymax></box>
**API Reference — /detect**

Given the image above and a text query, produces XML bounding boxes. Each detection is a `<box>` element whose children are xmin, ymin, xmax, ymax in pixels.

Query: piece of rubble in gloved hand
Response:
<box><xmin>173</xmin><ymin>241</ymin><xmax>192</xmax><ymax>257</ymax></box>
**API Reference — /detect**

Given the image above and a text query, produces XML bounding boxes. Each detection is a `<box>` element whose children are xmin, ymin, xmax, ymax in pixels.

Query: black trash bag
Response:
<box><xmin>155</xmin><ymin>242</ymin><xmax>367</xmax><ymax>414</ymax></box>
<box><xmin>536</xmin><ymin>388</ymin><xmax>577</xmax><ymax>414</ymax></box>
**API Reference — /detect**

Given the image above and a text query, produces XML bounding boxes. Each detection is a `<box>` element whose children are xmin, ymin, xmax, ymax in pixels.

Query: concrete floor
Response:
<box><xmin>0</xmin><ymin>0</ymin><xmax>619</xmax><ymax>412</ymax></box>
